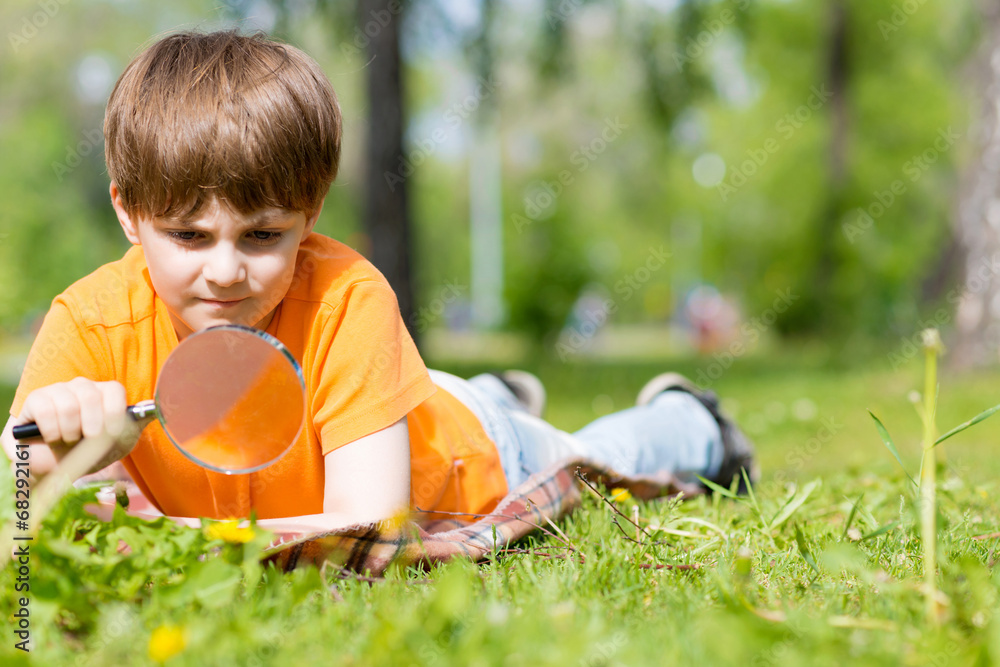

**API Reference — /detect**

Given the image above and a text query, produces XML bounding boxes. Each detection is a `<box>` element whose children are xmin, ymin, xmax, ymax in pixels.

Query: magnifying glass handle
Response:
<box><xmin>12</xmin><ymin>400</ymin><xmax>158</xmax><ymax>441</ymax></box>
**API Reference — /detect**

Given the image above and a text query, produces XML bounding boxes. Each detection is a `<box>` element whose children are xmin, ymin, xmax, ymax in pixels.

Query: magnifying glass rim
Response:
<box><xmin>155</xmin><ymin>324</ymin><xmax>306</xmax><ymax>475</ymax></box>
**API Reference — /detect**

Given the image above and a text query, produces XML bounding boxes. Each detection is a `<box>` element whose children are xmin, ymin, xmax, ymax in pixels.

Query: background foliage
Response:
<box><xmin>0</xmin><ymin>0</ymin><xmax>982</xmax><ymax>353</ymax></box>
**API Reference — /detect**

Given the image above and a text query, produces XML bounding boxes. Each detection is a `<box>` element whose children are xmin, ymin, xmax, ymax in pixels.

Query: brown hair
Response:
<box><xmin>104</xmin><ymin>30</ymin><xmax>341</xmax><ymax>220</ymax></box>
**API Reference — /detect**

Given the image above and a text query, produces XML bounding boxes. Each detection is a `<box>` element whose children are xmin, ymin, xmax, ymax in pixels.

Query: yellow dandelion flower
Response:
<box><xmin>380</xmin><ymin>508</ymin><xmax>411</xmax><ymax>532</ymax></box>
<box><xmin>610</xmin><ymin>488</ymin><xmax>632</xmax><ymax>503</ymax></box>
<box><xmin>204</xmin><ymin>520</ymin><xmax>255</xmax><ymax>544</ymax></box>
<box><xmin>148</xmin><ymin>625</ymin><xmax>186</xmax><ymax>663</ymax></box>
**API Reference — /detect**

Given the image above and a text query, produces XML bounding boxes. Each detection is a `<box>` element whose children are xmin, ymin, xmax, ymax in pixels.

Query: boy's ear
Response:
<box><xmin>109</xmin><ymin>182</ymin><xmax>142</xmax><ymax>245</ymax></box>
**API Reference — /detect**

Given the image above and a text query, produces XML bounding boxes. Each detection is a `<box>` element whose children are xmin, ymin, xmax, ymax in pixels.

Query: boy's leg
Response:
<box><xmin>466</xmin><ymin>372</ymin><xmax>724</xmax><ymax>483</ymax></box>
<box><xmin>463</xmin><ymin>373</ymin><xmax>526</xmax><ymax>414</ymax></box>
<box><xmin>433</xmin><ymin>371</ymin><xmax>587</xmax><ymax>489</ymax></box>
<box><xmin>490</xmin><ymin>370</ymin><xmax>546</xmax><ymax>418</ymax></box>
<box><xmin>635</xmin><ymin>373</ymin><xmax>758</xmax><ymax>491</ymax></box>
<box><xmin>570</xmin><ymin>391</ymin><xmax>724</xmax><ymax>485</ymax></box>
<box><xmin>433</xmin><ymin>370</ymin><xmax>724</xmax><ymax>489</ymax></box>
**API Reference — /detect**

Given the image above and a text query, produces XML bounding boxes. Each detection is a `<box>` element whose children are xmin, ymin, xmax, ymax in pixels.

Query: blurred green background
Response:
<box><xmin>0</xmin><ymin>0</ymin><xmax>991</xmax><ymax>410</ymax></box>
<box><xmin>0</xmin><ymin>0</ymin><xmax>982</xmax><ymax>337</ymax></box>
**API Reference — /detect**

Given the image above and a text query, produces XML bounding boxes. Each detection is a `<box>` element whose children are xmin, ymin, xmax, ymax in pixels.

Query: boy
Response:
<box><xmin>1</xmin><ymin>30</ymin><xmax>755</xmax><ymax>533</ymax></box>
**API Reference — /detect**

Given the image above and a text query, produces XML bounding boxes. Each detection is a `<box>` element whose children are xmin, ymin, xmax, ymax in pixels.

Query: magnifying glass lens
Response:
<box><xmin>156</xmin><ymin>326</ymin><xmax>305</xmax><ymax>474</ymax></box>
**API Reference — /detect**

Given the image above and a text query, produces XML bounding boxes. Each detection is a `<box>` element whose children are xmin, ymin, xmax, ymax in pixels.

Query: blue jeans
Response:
<box><xmin>429</xmin><ymin>370</ymin><xmax>723</xmax><ymax>490</ymax></box>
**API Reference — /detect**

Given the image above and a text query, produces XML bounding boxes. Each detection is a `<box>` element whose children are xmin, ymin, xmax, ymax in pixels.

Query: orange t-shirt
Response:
<box><xmin>11</xmin><ymin>234</ymin><xmax>508</xmax><ymax>519</ymax></box>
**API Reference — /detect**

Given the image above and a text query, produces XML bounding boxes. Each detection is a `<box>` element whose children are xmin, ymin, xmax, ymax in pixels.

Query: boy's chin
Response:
<box><xmin>170</xmin><ymin>309</ymin><xmax>274</xmax><ymax>339</ymax></box>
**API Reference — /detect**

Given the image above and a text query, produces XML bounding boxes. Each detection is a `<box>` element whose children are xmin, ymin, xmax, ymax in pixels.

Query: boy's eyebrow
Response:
<box><xmin>246</xmin><ymin>210</ymin><xmax>298</xmax><ymax>226</ymax></box>
<box><xmin>170</xmin><ymin>210</ymin><xmax>297</xmax><ymax>228</ymax></box>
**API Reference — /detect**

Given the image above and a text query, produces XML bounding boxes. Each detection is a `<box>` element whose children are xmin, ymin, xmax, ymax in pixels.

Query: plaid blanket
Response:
<box><xmin>81</xmin><ymin>458</ymin><xmax>703</xmax><ymax>576</ymax></box>
<box><xmin>260</xmin><ymin>459</ymin><xmax>704</xmax><ymax>576</ymax></box>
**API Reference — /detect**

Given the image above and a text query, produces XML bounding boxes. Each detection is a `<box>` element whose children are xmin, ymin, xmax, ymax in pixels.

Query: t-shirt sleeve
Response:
<box><xmin>10</xmin><ymin>298</ymin><xmax>110</xmax><ymax>417</ymax></box>
<box><xmin>309</xmin><ymin>280</ymin><xmax>436</xmax><ymax>455</ymax></box>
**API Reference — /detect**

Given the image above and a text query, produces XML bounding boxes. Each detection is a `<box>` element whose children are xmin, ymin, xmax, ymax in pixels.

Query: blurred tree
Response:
<box><xmin>702</xmin><ymin>0</ymin><xmax>973</xmax><ymax>343</ymax></box>
<box><xmin>496</xmin><ymin>0</ymin><xmax>722</xmax><ymax>346</ymax></box>
<box><xmin>358</xmin><ymin>0</ymin><xmax>418</xmax><ymax>341</ymax></box>
<box><xmin>951</xmin><ymin>2</ymin><xmax>1000</xmax><ymax>368</ymax></box>
<box><xmin>803</xmin><ymin>0</ymin><xmax>849</xmax><ymax>333</ymax></box>
<box><xmin>465</xmin><ymin>0</ymin><xmax>506</xmax><ymax>330</ymax></box>
<box><xmin>0</xmin><ymin>0</ymin><xmax>982</xmax><ymax>359</ymax></box>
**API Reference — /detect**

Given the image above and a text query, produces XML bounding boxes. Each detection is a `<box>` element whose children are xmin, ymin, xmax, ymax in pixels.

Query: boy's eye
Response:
<box><xmin>167</xmin><ymin>231</ymin><xmax>199</xmax><ymax>241</ymax></box>
<box><xmin>248</xmin><ymin>230</ymin><xmax>283</xmax><ymax>244</ymax></box>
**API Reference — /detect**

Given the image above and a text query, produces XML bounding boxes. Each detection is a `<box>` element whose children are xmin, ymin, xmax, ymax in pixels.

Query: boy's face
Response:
<box><xmin>111</xmin><ymin>184</ymin><xmax>321</xmax><ymax>340</ymax></box>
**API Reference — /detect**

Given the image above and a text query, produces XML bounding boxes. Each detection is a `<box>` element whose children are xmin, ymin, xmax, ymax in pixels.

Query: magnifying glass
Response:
<box><xmin>12</xmin><ymin>324</ymin><xmax>306</xmax><ymax>475</ymax></box>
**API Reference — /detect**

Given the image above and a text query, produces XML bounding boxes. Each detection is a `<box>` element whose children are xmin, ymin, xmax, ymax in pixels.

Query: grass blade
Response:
<box><xmin>793</xmin><ymin>523</ymin><xmax>822</xmax><ymax>578</ymax></box>
<box><xmin>769</xmin><ymin>480</ymin><xmax>820</xmax><ymax>532</ymax></box>
<box><xmin>859</xmin><ymin>520</ymin><xmax>900</xmax><ymax>542</ymax></box>
<box><xmin>697</xmin><ymin>475</ymin><xmax>739</xmax><ymax>499</ymax></box>
<box><xmin>840</xmin><ymin>493</ymin><xmax>865</xmax><ymax>541</ymax></box>
<box><xmin>933</xmin><ymin>402</ymin><xmax>1000</xmax><ymax>448</ymax></box>
<box><xmin>671</xmin><ymin>517</ymin><xmax>727</xmax><ymax>537</ymax></box>
<box><xmin>741</xmin><ymin>468</ymin><xmax>765</xmax><ymax>527</ymax></box>
<box><xmin>868</xmin><ymin>411</ymin><xmax>917</xmax><ymax>487</ymax></box>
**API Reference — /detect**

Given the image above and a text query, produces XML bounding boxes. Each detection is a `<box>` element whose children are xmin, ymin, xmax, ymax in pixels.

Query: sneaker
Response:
<box><xmin>636</xmin><ymin>372</ymin><xmax>759</xmax><ymax>494</ymax></box>
<box><xmin>493</xmin><ymin>370</ymin><xmax>546</xmax><ymax>418</ymax></box>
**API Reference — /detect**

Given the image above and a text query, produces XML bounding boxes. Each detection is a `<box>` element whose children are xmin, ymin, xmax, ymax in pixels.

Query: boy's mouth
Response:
<box><xmin>199</xmin><ymin>298</ymin><xmax>247</xmax><ymax>308</ymax></box>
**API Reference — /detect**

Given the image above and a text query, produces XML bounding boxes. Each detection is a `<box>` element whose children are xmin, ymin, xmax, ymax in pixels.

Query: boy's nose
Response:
<box><xmin>203</xmin><ymin>246</ymin><xmax>247</xmax><ymax>287</ymax></box>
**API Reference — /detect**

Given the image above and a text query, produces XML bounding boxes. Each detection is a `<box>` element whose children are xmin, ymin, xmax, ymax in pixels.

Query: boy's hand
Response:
<box><xmin>2</xmin><ymin>378</ymin><xmax>139</xmax><ymax>476</ymax></box>
<box><xmin>18</xmin><ymin>378</ymin><xmax>128</xmax><ymax>445</ymax></box>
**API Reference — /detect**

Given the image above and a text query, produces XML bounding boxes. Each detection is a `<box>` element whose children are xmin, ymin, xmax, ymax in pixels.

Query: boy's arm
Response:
<box><xmin>253</xmin><ymin>417</ymin><xmax>411</xmax><ymax>533</ymax></box>
<box><xmin>80</xmin><ymin>420</ymin><xmax>412</xmax><ymax>533</ymax></box>
<box><xmin>320</xmin><ymin>417</ymin><xmax>410</xmax><ymax>519</ymax></box>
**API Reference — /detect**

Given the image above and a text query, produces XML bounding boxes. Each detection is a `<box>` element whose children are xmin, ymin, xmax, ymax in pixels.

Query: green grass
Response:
<box><xmin>3</xmin><ymin>347</ymin><xmax>1000</xmax><ymax>665</ymax></box>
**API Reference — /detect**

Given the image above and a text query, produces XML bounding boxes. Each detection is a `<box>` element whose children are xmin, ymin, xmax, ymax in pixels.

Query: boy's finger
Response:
<box><xmin>48</xmin><ymin>384</ymin><xmax>83</xmax><ymax>444</ymax></box>
<box><xmin>72</xmin><ymin>379</ymin><xmax>106</xmax><ymax>440</ymax></box>
<box><xmin>99</xmin><ymin>382</ymin><xmax>128</xmax><ymax>439</ymax></box>
<box><xmin>20</xmin><ymin>392</ymin><xmax>65</xmax><ymax>444</ymax></box>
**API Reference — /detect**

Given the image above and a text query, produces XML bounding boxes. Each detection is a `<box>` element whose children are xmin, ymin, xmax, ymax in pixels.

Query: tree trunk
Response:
<box><xmin>950</xmin><ymin>2</ymin><xmax>1000</xmax><ymax>368</ymax></box>
<box><xmin>811</xmin><ymin>0</ymin><xmax>849</xmax><ymax>331</ymax></box>
<box><xmin>361</xmin><ymin>0</ymin><xmax>417</xmax><ymax>342</ymax></box>
<box><xmin>467</xmin><ymin>0</ymin><xmax>505</xmax><ymax>329</ymax></box>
